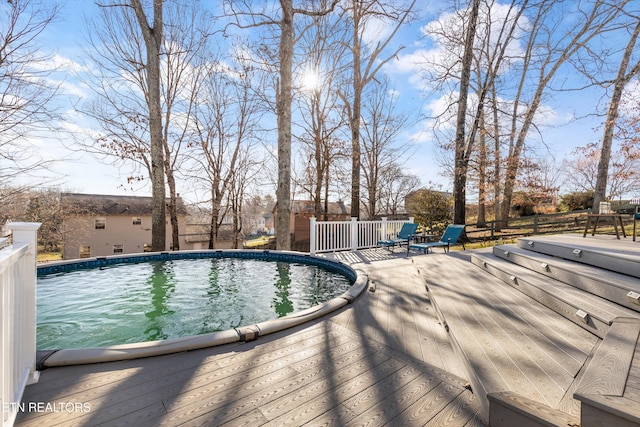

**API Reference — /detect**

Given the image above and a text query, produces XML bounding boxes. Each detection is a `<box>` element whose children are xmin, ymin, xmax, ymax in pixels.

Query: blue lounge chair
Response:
<box><xmin>409</xmin><ymin>224</ymin><xmax>465</xmax><ymax>254</ymax></box>
<box><xmin>377</xmin><ymin>222</ymin><xmax>418</xmax><ymax>251</ymax></box>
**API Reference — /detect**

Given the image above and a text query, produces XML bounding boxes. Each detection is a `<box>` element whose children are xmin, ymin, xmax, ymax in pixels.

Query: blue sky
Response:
<box><xmin>23</xmin><ymin>0</ymin><xmax>638</xmax><ymax>203</ymax></box>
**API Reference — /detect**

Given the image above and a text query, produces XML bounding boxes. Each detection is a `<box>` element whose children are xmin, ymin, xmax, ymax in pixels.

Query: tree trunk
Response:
<box><xmin>314</xmin><ymin>105</ymin><xmax>323</xmax><ymax>220</ymax></box>
<box><xmin>491</xmin><ymin>84</ymin><xmax>503</xmax><ymax>229</ymax></box>
<box><xmin>166</xmin><ymin>166</ymin><xmax>180</xmax><ymax>250</ymax></box>
<box><xmin>350</xmin><ymin>18</ymin><xmax>362</xmax><ymax>220</ymax></box>
<box><xmin>209</xmin><ymin>186</ymin><xmax>218</xmax><ymax>249</ymax></box>
<box><xmin>276</xmin><ymin>0</ymin><xmax>293</xmax><ymax>250</ymax></box>
<box><xmin>452</xmin><ymin>0</ymin><xmax>481</xmax><ymax>225</ymax></box>
<box><xmin>593</xmin><ymin>19</ymin><xmax>640</xmax><ymax>212</ymax></box>
<box><xmin>477</xmin><ymin>106</ymin><xmax>487</xmax><ymax>228</ymax></box>
<box><xmin>132</xmin><ymin>0</ymin><xmax>165</xmax><ymax>251</ymax></box>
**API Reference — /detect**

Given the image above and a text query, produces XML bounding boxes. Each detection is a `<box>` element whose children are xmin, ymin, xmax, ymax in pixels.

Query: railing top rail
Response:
<box><xmin>0</xmin><ymin>242</ymin><xmax>29</xmax><ymax>274</ymax></box>
<box><xmin>313</xmin><ymin>220</ymin><xmax>353</xmax><ymax>225</ymax></box>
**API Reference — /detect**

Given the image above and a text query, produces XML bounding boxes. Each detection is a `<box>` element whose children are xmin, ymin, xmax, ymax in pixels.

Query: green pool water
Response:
<box><xmin>37</xmin><ymin>257</ymin><xmax>352</xmax><ymax>350</ymax></box>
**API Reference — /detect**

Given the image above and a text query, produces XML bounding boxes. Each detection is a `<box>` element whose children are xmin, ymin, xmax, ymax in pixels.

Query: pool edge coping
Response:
<box><xmin>38</xmin><ymin>250</ymin><xmax>368</xmax><ymax>368</ymax></box>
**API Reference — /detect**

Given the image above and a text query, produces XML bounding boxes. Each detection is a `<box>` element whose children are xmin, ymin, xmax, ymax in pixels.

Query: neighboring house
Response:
<box><xmin>273</xmin><ymin>200</ymin><xmax>350</xmax><ymax>244</ymax></box>
<box><xmin>183</xmin><ymin>222</ymin><xmax>239</xmax><ymax>250</ymax></box>
<box><xmin>61</xmin><ymin>193</ymin><xmax>188</xmax><ymax>260</ymax></box>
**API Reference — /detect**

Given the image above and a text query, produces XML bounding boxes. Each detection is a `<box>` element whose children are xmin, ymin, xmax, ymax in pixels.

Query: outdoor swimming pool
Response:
<box><xmin>36</xmin><ymin>251</ymin><xmax>355</xmax><ymax>350</ymax></box>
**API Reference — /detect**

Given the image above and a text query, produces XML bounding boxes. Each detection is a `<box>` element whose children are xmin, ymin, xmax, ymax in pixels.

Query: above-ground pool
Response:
<box><xmin>37</xmin><ymin>251</ymin><xmax>359</xmax><ymax>354</ymax></box>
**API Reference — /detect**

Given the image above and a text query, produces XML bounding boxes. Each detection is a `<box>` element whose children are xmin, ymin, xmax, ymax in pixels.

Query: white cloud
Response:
<box><xmin>390</xmin><ymin>2</ymin><xmax>530</xmax><ymax>92</ymax></box>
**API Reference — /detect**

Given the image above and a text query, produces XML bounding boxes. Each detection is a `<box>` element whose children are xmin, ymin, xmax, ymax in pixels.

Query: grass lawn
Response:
<box><xmin>37</xmin><ymin>251</ymin><xmax>62</xmax><ymax>263</ymax></box>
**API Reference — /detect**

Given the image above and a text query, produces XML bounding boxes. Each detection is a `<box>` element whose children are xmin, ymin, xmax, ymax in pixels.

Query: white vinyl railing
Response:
<box><xmin>309</xmin><ymin>217</ymin><xmax>414</xmax><ymax>254</ymax></box>
<box><xmin>1</xmin><ymin>223</ymin><xmax>41</xmax><ymax>427</ymax></box>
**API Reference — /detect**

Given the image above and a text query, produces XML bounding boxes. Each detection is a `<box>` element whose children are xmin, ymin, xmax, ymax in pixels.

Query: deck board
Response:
<box><xmin>17</xmin><ymin>238</ymin><xmax>640</xmax><ymax>426</ymax></box>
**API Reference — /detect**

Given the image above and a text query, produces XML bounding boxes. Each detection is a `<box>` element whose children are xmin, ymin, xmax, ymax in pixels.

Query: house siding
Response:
<box><xmin>60</xmin><ymin>193</ymin><xmax>189</xmax><ymax>260</ymax></box>
<box><xmin>63</xmin><ymin>214</ymin><xmax>188</xmax><ymax>260</ymax></box>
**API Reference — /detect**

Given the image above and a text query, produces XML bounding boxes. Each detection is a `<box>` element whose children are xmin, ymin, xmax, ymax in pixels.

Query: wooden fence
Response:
<box><xmin>463</xmin><ymin>210</ymin><xmax>593</xmax><ymax>241</ymax></box>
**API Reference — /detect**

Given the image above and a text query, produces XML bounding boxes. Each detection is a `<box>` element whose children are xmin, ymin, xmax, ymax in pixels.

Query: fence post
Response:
<box><xmin>351</xmin><ymin>217</ymin><xmax>358</xmax><ymax>252</ymax></box>
<box><xmin>533</xmin><ymin>216</ymin><xmax>538</xmax><ymax>234</ymax></box>
<box><xmin>7</xmin><ymin>222</ymin><xmax>41</xmax><ymax>386</ymax></box>
<box><xmin>309</xmin><ymin>217</ymin><xmax>316</xmax><ymax>255</ymax></box>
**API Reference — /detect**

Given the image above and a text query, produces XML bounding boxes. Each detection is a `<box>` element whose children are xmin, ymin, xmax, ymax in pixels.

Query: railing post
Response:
<box><xmin>350</xmin><ymin>217</ymin><xmax>358</xmax><ymax>252</ymax></box>
<box><xmin>7</xmin><ymin>222</ymin><xmax>41</xmax><ymax>386</ymax></box>
<box><xmin>309</xmin><ymin>217</ymin><xmax>316</xmax><ymax>255</ymax></box>
<box><xmin>381</xmin><ymin>217</ymin><xmax>388</xmax><ymax>241</ymax></box>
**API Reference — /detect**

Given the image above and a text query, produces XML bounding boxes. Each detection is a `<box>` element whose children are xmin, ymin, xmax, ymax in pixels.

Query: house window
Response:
<box><xmin>95</xmin><ymin>217</ymin><xmax>106</xmax><ymax>229</ymax></box>
<box><xmin>79</xmin><ymin>246</ymin><xmax>91</xmax><ymax>258</ymax></box>
<box><xmin>132</xmin><ymin>217</ymin><xmax>142</xmax><ymax>225</ymax></box>
<box><xmin>113</xmin><ymin>244</ymin><xmax>124</xmax><ymax>254</ymax></box>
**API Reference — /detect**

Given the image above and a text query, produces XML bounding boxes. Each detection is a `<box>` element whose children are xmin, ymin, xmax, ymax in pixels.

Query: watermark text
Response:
<box><xmin>2</xmin><ymin>401</ymin><xmax>91</xmax><ymax>413</ymax></box>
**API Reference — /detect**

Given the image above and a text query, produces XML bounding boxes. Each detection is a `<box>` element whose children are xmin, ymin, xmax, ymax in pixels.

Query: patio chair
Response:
<box><xmin>377</xmin><ymin>222</ymin><xmax>418</xmax><ymax>251</ymax></box>
<box><xmin>408</xmin><ymin>224</ymin><xmax>465</xmax><ymax>254</ymax></box>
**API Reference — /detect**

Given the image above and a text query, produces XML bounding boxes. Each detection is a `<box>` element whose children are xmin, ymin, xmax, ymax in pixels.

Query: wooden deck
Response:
<box><xmin>15</xmin><ymin>249</ymin><xmax>484</xmax><ymax>427</ymax></box>
<box><xmin>14</xmin><ymin>235</ymin><xmax>640</xmax><ymax>426</ymax></box>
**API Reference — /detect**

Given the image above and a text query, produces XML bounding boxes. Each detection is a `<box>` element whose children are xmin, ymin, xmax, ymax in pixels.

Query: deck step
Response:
<box><xmin>518</xmin><ymin>234</ymin><xmax>640</xmax><ymax>279</ymax></box>
<box><xmin>488</xmin><ymin>391</ymin><xmax>581</xmax><ymax>427</ymax></box>
<box><xmin>413</xmin><ymin>254</ymin><xmax>598</xmax><ymax>423</ymax></box>
<box><xmin>471</xmin><ymin>251</ymin><xmax>640</xmax><ymax>338</ymax></box>
<box><xmin>574</xmin><ymin>318</ymin><xmax>640</xmax><ymax>427</ymax></box>
<box><xmin>492</xmin><ymin>244</ymin><xmax>640</xmax><ymax>313</ymax></box>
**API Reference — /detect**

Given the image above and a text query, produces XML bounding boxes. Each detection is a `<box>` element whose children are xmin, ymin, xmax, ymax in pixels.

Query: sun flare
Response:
<box><xmin>301</xmin><ymin>68</ymin><xmax>320</xmax><ymax>92</ymax></box>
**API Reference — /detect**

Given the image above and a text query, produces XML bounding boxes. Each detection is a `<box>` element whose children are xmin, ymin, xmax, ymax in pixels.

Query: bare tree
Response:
<box><xmin>378</xmin><ymin>170</ymin><xmax>420</xmax><ymax>217</ymax></box>
<box><xmin>229</xmin><ymin>147</ymin><xmax>264</xmax><ymax>248</ymax></box>
<box><xmin>0</xmin><ymin>0</ymin><xmax>60</xmax><ymax>195</ymax></box>
<box><xmin>184</xmin><ymin>49</ymin><xmax>264</xmax><ymax>249</ymax></box>
<box><xmin>423</xmin><ymin>0</ymin><xmax>525</xmax><ymax>225</ymax></box>
<box><xmin>223</xmin><ymin>0</ymin><xmax>338</xmax><ymax>250</ymax></box>
<box><xmin>83</xmin><ymin>0</ymin><xmax>214</xmax><ymax>250</ymax></box>
<box><xmin>83</xmin><ymin>0</ymin><xmax>165</xmax><ymax>250</ymax></box>
<box><xmin>563</xmin><ymin>142</ymin><xmax>640</xmax><ymax>200</ymax></box>
<box><xmin>498</xmin><ymin>0</ymin><xmax>628</xmax><ymax>223</ymax></box>
<box><xmin>24</xmin><ymin>188</ymin><xmax>63</xmax><ymax>251</ymax></box>
<box><xmin>592</xmin><ymin>16</ymin><xmax>640</xmax><ymax>211</ymax></box>
<box><xmin>452</xmin><ymin>0</ymin><xmax>480</xmax><ymax>225</ymax></box>
<box><xmin>294</xmin><ymin>8</ymin><xmax>349</xmax><ymax>220</ymax></box>
<box><xmin>339</xmin><ymin>0</ymin><xmax>416</xmax><ymax>219</ymax></box>
<box><xmin>130</xmin><ymin>0</ymin><xmax>165</xmax><ymax>251</ymax></box>
<box><xmin>360</xmin><ymin>76</ymin><xmax>412</xmax><ymax>219</ymax></box>
<box><xmin>422</xmin><ymin>1</ymin><xmax>630</xmax><ymax>225</ymax></box>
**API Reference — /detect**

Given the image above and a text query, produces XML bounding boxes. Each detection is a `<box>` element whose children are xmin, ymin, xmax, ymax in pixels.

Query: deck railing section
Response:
<box><xmin>309</xmin><ymin>217</ymin><xmax>414</xmax><ymax>254</ymax></box>
<box><xmin>1</xmin><ymin>223</ymin><xmax>41</xmax><ymax>427</ymax></box>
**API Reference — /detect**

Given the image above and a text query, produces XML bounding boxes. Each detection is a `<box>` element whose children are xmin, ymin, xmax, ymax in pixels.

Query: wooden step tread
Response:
<box><xmin>472</xmin><ymin>252</ymin><xmax>640</xmax><ymax>335</ymax></box>
<box><xmin>495</xmin><ymin>244</ymin><xmax>640</xmax><ymax>295</ymax></box>
<box><xmin>414</xmin><ymin>255</ymin><xmax>599</xmax><ymax>420</ymax></box>
<box><xmin>518</xmin><ymin>235</ymin><xmax>640</xmax><ymax>279</ymax></box>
